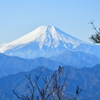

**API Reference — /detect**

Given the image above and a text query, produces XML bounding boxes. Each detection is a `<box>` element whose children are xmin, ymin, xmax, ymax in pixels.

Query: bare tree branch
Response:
<box><xmin>12</xmin><ymin>66</ymin><xmax>80</xmax><ymax>100</ymax></box>
<box><xmin>12</xmin><ymin>88</ymin><xmax>26</xmax><ymax>100</ymax></box>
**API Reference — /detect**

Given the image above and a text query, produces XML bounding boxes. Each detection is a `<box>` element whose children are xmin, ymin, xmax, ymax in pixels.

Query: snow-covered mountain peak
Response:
<box><xmin>0</xmin><ymin>25</ymin><xmax>96</xmax><ymax>58</ymax></box>
<box><xmin>10</xmin><ymin>25</ymin><xmax>62</xmax><ymax>45</ymax></box>
<box><xmin>0</xmin><ymin>25</ymin><xmax>85</xmax><ymax>50</ymax></box>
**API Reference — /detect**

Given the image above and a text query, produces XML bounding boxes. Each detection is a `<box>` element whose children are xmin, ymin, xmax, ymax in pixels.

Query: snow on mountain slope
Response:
<box><xmin>0</xmin><ymin>26</ymin><xmax>100</xmax><ymax>58</ymax></box>
<box><xmin>0</xmin><ymin>26</ymin><xmax>85</xmax><ymax>51</ymax></box>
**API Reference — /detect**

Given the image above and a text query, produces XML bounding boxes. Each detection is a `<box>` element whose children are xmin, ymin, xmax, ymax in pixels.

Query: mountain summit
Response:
<box><xmin>0</xmin><ymin>26</ymin><xmax>84</xmax><ymax>50</ymax></box>
<box><xmin>0</xmin><ymin>26</ymin><xmax>100</xmax><ymax>58</ymax></box>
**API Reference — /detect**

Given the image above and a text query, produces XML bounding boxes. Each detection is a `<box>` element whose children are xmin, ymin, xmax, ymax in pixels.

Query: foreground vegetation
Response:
<box><xmin>13</xmin><ymin>66</ymin><xmax>82</xmax><ymax>100</ymax></box>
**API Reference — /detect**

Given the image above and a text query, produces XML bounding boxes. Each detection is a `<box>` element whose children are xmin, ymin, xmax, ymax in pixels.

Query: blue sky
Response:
<box><xmin>0</xmin><ymin>0</ymin><xmax>100</xmax><ymax>44</ymax></box>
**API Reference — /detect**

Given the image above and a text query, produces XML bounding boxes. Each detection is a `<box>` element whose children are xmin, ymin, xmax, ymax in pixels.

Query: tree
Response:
<box><xmin>90</xmin><ymin>21</ymin><xmax>100</xmax><ymax>43</ymax></box>
<box><xmin>12</xmin><ymin>66</ymin><xmax>81</xmax><ymax>100</ymax></box>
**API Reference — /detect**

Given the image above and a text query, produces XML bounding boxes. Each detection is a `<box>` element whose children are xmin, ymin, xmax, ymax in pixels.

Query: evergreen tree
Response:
<box><xmin>90</xmin><ymin>21</ymin><xmax>100</xmax><ymax>43</ymax></box>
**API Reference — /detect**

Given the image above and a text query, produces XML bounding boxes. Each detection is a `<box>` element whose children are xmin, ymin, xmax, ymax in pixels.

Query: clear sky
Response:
<box><xmin>0</xmin><ymin>0</ymin><xmax>100</xmax><ymax>44</ymax></box>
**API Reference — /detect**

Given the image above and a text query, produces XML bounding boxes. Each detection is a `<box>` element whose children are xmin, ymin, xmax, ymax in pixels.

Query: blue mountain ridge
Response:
<box><xmin>0</xmin><ymin>53</ymin><xmax>64</xmax><ymax>76</ymax></box>
<box><xmin>50</xmin><ymin>50</ymin><xmax>100</xmax><ymax>68</ymax></box>
<box><xmin>0</xmin><ymin>65</ymin><xmax>100</xmax><ymax>99</ymax></box>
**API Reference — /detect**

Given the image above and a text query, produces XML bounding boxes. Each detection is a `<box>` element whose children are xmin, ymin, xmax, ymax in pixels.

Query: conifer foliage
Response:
<box><xmin>90</xmin><ymin>21</ymin><xmax>100</xmax><ymax>43</ymax></box>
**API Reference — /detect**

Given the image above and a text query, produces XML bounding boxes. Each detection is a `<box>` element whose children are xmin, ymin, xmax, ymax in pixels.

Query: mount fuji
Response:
<box><xmin>0</xmin><ymin>26</ymin><xmax>100</xmax><ymax>59</ymax></box>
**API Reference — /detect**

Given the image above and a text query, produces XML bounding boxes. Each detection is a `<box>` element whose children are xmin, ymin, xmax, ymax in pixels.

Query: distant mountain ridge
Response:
<box><xmin>0</xmin><ymin>26</ymin><xmax>100</xmax><ymax>58</ymax></box>
<box><xmin>0</xmin><ymin>53</ymin><xmax>64</xmax><ymax>76</ymax></box>
<box><xmin>0</xmin><ymin>65</ymin><xmax>100</xmax><ymax>100</ymax></box>
<box><xmin>0</xmin><ymin>51</ymin><xmax>100</xmax><ymax>77</ymax></box>
<box><xmin>50</xmin><ymin>50</ymin><xmax>100</xmax><ymax>68</ymax></box>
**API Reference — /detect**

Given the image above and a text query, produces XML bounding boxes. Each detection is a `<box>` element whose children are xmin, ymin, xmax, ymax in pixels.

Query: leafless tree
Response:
<box><xmin>12</xmin><ymin>66</ymin><xmax>68</xmax><ymax>100</ymax></box>
<box><xmin>12</xmin><ymin>66</ymin><xmax>81</xmax><ymax>100</ymax></box>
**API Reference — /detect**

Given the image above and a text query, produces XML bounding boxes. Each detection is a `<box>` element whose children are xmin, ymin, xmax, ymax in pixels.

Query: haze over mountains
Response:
<box><xmin>0</xmin><ymin>26</ymin><xmax>100</xmax><ymax>59</ymax></box>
